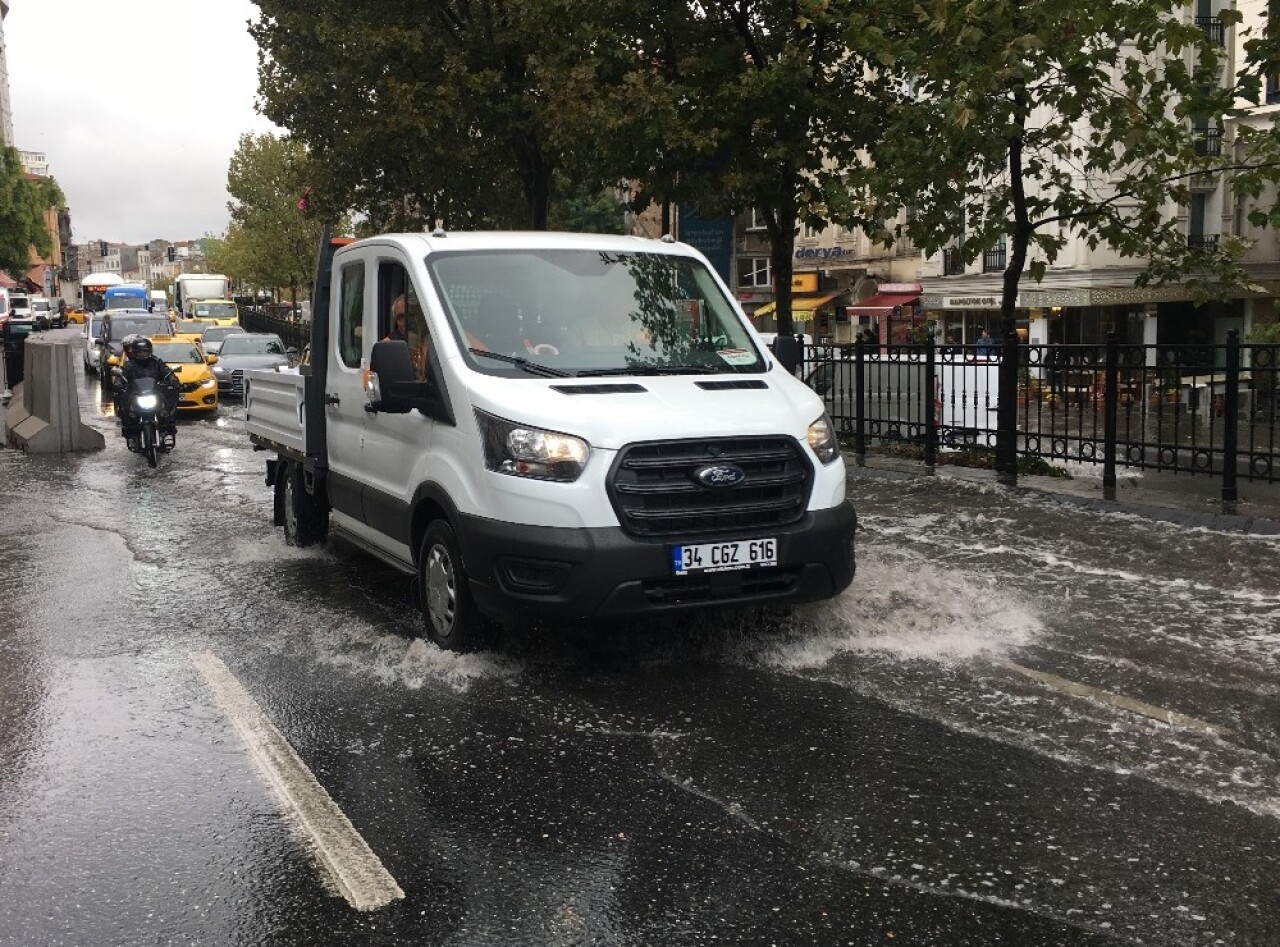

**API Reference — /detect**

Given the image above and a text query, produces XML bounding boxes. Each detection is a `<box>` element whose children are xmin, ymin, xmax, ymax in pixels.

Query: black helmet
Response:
<box><xmin>121</xmin><ymin>333</ymin><xmax>139</xmax><ymax>354</ymax></box>
<box><xmin>130</xmin><ymin>337</ymin><xmax>153</xmax><ymax>360</ymax></box>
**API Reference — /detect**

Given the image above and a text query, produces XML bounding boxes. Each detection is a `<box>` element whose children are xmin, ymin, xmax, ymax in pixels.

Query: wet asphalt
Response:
<box><xmin>0</xmin><ymin>353</ymin><xmax>1277</xmax><ymax>946</ymax></box>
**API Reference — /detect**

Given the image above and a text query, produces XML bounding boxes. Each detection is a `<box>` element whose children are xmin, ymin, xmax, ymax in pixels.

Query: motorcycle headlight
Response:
<box><xmin>135</xmin><ymin>393</ymin><xmax>159</xmax><ymax>411</ymax></box>
<box><xmin>476</xmin><ymin>409</ymin><xmax>589</xmax><ymax>482</ymax></box>
<box><xmin>807</xmin><ymin>413</ymin><xmax>840</xmax><ymax>464</ymax></box>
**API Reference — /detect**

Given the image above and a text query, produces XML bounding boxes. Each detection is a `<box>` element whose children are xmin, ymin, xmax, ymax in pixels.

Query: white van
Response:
<box><xmin>246</xmin><ymin>231</ymin><xmax>857</xmax><ymax>652</ymax></box>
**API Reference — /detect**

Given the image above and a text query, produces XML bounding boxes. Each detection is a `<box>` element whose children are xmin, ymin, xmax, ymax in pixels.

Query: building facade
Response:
<box><xmin>0</xmin><ymin>1</ymin><xmax>13</xmax><ymax>148</ymax></box>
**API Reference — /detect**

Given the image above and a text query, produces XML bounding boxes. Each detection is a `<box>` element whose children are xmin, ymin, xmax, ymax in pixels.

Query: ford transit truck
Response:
<box><xmin>244</xmin><ymin>229</ymin><xmax>856</xmax><ymax>652</ymax></box>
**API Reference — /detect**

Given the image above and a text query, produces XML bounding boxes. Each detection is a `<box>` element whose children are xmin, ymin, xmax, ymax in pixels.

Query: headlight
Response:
<box><xmin>199</xmin><ymin>377</ymin><xmax>216</xmax><ymax>389</ymax></box>
<box><xmin>807</xmin><ymin>413</ymin><xmax>839</xmax><ymax>464</ymax></box>
<box><xmin>212</xmin><ymin>365</ymin><xmax>225</xmax><ymax>374</ymax></box>
<box><xmin>135</xmin><ymin>393</ymin><xmax>159</xmax><ymax>410</ymax></box>
<box><xmin>476</xmin><ymin>409</ymin><xmax>590</xmax><ymax>482</ymax></box>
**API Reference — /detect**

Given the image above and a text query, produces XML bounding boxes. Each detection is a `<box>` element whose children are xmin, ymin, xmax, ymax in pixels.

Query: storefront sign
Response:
<box><xmin>940</xmin><ymin>294</ymin><xmax>1021</xmax><ymax>309</ymax></box>
<box><xmin>794</xmin><ymin>246</ymin><xmax>850</xmax><ymax>260</ymax></box>
<box><xmin>791</xmin><ymin>273</ymin><xmax>818</xmax><ymax>293</ymax></box>
<box><xmin>677</xmin><ymin>205</ymin><xmax>733</xmax><ymax>285</ymax></box>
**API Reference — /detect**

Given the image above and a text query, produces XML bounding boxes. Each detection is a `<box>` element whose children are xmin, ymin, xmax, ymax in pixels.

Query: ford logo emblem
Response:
<box><xmin>694</xmin><ymin>464</ymin><xmax>747</xmax><ymax>488</ymax></box>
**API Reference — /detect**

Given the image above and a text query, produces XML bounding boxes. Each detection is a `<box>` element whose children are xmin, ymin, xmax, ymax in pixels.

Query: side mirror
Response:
<box><xmin>366</xmin><ymin>339</ymin><xmax>454</xmax><ymax>424</ymax></box>
<box><xmin>206</xmin><ymin>354</ymin><xmax>218</xmax><ymax>365</ymax></box>
<box><xmin>286</xmin><ymin>347</ymin><xmax>299</xmax><ymax>360</ymax></box>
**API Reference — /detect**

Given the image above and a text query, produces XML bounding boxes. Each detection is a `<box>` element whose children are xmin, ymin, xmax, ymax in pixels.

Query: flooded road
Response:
<box><xmin>0</xmin><ymin>367</ymin><xmax>1277</xmax><ymax>946</ymax></box>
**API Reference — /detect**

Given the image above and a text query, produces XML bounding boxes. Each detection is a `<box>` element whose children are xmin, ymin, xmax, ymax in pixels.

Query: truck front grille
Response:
<box><xmin>608</xmin><ymin>436</ymin><xmax>812</xmax><ymax>538</ymax></box>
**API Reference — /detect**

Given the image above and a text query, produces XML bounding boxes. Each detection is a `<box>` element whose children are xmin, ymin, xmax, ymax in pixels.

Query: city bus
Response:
<box><xmin>81</xmin><ymin>272</ymin><xmax>125</xmax><ymax>313</ymax></box>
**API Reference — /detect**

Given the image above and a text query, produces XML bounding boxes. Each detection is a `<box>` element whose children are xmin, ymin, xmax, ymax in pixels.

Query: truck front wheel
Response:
<box><xmin>419</xmin><ymin>521</ymin><xmax>493</xmax><ymax>653</ymax></box>
<box><xmin>282</xmin><ymin>461</ymin><xmax>326</xmax><ymax>547</ymax></box>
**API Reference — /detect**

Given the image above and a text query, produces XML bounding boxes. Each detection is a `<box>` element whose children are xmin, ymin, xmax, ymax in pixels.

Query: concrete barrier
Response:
<box><xmin>5</xmin><ymin>330</ymin><xmax>105</xmax><ymax>453</ymax></box>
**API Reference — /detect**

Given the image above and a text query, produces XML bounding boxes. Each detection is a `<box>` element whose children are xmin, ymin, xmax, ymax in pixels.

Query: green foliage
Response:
<box><xmin>0</xmin><ymin>146</ymin><xmax>64</xmax><ymax>278</ymax></box>
<box><xmin>216</xmin><ymin>134</ymin><xmax>340</xmax><ymax>298</ymax></box>
<box><xmin>547</xmin><ymin>183</ymin><xmax>626</xmax><ymax>234</ymax></box>
<box><xmin>853</xmin><ymin>0</ymin><xmax>1280</xmax><ymax>332</ymax></box>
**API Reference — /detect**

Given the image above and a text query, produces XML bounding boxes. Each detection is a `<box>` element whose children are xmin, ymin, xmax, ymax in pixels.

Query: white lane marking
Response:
<box><xmin>996</xmin><ymin>660</ymin><xmax>1235</xmax><ymax>737</ymax></box>
<box><xmin>191</xmin><ymin>651</ymin><xmax>405</xmax><ymax>911</ymax></box>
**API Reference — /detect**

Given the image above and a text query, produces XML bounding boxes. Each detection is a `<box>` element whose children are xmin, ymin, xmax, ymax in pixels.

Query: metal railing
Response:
<box><xmin>240</xmin><ymin>306</ymin><xmax>310</xmax><ymax>352</ymax></box>
<box><xmin>1193</xmin><ymin>126</ymin><xmax>1222</xmax><ymax>156</ymax></box>
<box><xmin>1195</xmin><ymin>15</ymin><xmax>1224</xmax><ymax>46</ymax></box>
<box><xmin>1187</xmin><ymin>233</ymin><xmax>1220</xmax><ymax>250</ymax></box>
<box><xmin>982</xmin><ymin>247</ymin><xmax>1006</xmax><ymax>272</ymax></box>
<box><xmin>942</xmin><ymin>247</ymin><xmax>965</xmax><ymax>275</ymax></box>
<box><xmin>803</xmin><ymin>334</ymin><xmax>1279</xmax><ymax>508</ymax></box>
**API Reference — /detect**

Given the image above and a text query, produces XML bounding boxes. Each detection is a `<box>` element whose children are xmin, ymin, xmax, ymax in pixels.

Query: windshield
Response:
<box><xmin>152</xmin><ymin>342</ymin><xmax>206</xmax><ymax>364</ymax></box>
<box><xmin>218</xmin><ymin>336</ymin><xmax>285</xmax><ymax>356</ymax></box>
<box><xmin>193</xmin><ymin>302</ymin><xmax>236</xmax><ymax>318</ymax></box>
<box><xmin>106</xmin><ymin>295</ymin><xmax>148</xmax><ymax>311</ymax></box>
<box><xmin>426</xmin><ymin>249</ymin><xmax>764</xmax><ymax>377</ymax></box>
<box><xmin>176</xmin><ymin>320</ymin><xmax>209</xmax><ymax>333</ymax></box>
<box><xmin>107</xmin><ymin>317</ymin><xmax>169</xmax><ymax>340</ymax></box>
<box><xmin>202</xmin><ymin>326</ymin><xmax>245</xmax><ymax>342</ymax></box>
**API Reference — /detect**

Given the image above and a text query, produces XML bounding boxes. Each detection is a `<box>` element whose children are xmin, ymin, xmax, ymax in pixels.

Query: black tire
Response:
<box><xmin>142</xmin><ymin>423</ymin><xmax>158</xmax><ymax>468</ymax></box>
<box><xmin>419</xmin><ymin>521</ymin><xmax>492</xmax><ymax>653</ymax></box>
<box><xmin>281</xmin><ymin>461</ymin><xmax>327</xmax><ymax>547</ymax></box>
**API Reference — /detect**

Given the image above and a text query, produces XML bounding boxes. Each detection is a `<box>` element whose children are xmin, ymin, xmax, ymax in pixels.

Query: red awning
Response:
<box><xmin>0</xmin><ymin>272</ymin><xmax>16</xmax><ymax>289</ymax></box>
<box><xmin>847</xmin><ymin>291</ymin><xmax>920</xmax><ymax>317</ymax></box>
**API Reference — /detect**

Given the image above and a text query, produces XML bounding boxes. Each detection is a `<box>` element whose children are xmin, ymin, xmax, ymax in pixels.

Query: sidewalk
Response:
<box><xmin>848</xmin><ymin>453</ymin><xmax>1280</xmax><ymax>535</ymax></box>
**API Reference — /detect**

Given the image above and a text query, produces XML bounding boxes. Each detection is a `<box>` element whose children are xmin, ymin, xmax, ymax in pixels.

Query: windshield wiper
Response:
<box><xmin>576</xmin><ymin>365</ymin><xmax>719</xmax><ymax>377</ymax></box>
<box><xmin>469</xmin><ymin>348</ymin><xmax>571</xmax><ymax>378</ymax></box>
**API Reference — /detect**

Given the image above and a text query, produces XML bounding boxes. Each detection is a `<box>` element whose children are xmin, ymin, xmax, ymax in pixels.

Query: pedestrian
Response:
<box><xmin>976</xmin><ymin>329</ymin><xmax>996</xmax><ymax>355</ymax></box>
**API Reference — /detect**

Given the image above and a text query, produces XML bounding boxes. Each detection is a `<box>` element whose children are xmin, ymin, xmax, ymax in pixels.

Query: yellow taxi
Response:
<box><xmin>149</xmin><ymin>337</ymin><xmax>219</xmax><ymax>414</ymax></box>
<box><xmin>172</xmin><ymin>319</ymin><xmax>217</xmax><ymax>345</ymax></box>
<box><xmin>66</xmin><ymin>307</ymin><xmax>87</xmax><ymax>324</ymax></box>
<box><xmin>187</xmin><ymin>300</ymin><xmax>239</xmax><ymax>326</ymax></box>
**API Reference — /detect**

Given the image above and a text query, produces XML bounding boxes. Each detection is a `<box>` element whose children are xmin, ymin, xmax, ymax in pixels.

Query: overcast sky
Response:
<box><xmin>6</xmin><ymin>0</ymin><xmax>279</xmax><ymax>245</ymax></box>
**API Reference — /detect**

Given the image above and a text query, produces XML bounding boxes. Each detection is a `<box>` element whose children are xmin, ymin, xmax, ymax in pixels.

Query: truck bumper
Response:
<box><xmin>457</xmin><ymin>502</ymin><xmax>856</xmax><ymax>625</ymax></box>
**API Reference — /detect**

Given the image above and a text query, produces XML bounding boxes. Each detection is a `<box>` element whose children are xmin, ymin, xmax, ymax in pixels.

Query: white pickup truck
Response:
<box><xmin>245</xmin><ymin>229</ymin><xmax>856</xmax><ymax>651</ymax></box>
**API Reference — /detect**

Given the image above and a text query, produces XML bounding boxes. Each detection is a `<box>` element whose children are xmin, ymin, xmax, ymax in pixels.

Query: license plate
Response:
<box><xmin>671</xmin><ymin>538</ymin><xmax>777</xmax><ymax>575</ymax></box>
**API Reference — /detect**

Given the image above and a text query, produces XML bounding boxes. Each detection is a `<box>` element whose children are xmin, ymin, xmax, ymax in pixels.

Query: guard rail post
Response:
<box><xmin>1103</xmin><ymin>332</ymin><xmax>1118</xmax><ymax>501</ymax></box>
<box><xmin>854</xmin><ymin>337</ymin><xmax>867</xmax><ymax>465</ymax></box>
<box><xmin>1222</xmin><ymin>330</ymin><xmax>1240</xmax><ymax>514</ymax></box>
<box><xmin>923</xmin><ymin>337</ymin><xmax>937</xmax><ymax>469</ymax></box>
<box><xmin>995</xmin><ymin>330</ymin><xmax>1019</xmax><ymax>485</ymax></box>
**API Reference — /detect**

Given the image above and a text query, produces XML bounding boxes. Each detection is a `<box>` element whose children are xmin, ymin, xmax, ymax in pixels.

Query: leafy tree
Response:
<box><xmin>586</xmin><ymin>0</ymin><xmax>886</xmax><ymax>334</ymax></box>
<box><xmin>547</xmin><ymin>182</ymin><xmax>627</xmax><ymax>234</ymax></box>
<box><xmin>251</xmin><ymin>0</ymin><xmax>607</xmax><ymax>230</ymax></box>
<box><xmin>859</xmin><ymin>2</ymin><xmax>1280</xmax><ymax>331</ymax></box>
<box><xmin>0</xmin><ymin>146</ymin><xmax>64</xmax><ymax>280</ymax></box>
<box><xmin>222</xmin><ymin>133</ymin><xmax>333</xmax><ymax>304</ymax></box>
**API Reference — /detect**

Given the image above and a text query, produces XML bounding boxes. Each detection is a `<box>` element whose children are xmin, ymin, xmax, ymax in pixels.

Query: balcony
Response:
<box><xmin>1187</xmin><ymin>233</ymin><xmax>1220</xmax><ymax>250</ymax></box>
<box><xmin>942</xmin><ymin>247</ymin><xmax>965</xmax><ymax>275</ymax></box>
<box><xmin>1195</xmin><ymin>16</ymin><xmax>1224</xmax><ymax>47</ymax></box>
<box><xmin>1193</xmin><ymin>126</ymin><xmax>1222</xmax><ymax>156</ymax></box>
<box><xmin>1189</xmin><ymin>169</ymin><xmax>1220</xmax><ymax>190</ymax></box>
<box><xmin>982</xmin><ymin>246</ymin><xmax>1007</xmax><ymax>273</ymax></box>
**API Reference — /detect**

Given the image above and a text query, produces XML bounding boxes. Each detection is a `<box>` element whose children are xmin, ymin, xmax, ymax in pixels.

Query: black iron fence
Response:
<box><xmin>240</xmin><ymin>306</ymin><xmax>310</xmax><ymax>352</ymax></box>
<box><xmin>804</xmin><ymin>333</ymin><xmax>1280</xmax><ymax>508</ymax></box>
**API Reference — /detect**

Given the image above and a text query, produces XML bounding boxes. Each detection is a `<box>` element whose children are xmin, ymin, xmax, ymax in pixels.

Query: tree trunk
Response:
<box><xmin>767</xmin><ymin>202</ymin><xmax>797</xmax><ymax>336</ymax></box>
<box><xmin>996</xmin><ymin>84</ymin><xmax>1032</xmax><ymax>485</ymax></box>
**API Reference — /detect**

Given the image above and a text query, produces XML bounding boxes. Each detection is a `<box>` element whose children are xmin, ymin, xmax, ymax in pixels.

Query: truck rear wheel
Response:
<box><xmin>419</xmin><ymin>521</ymin><xmax>493</xmax><ymax>653</ymax></box>
<box><xmin>282</xmin><ymin>461</ymin><xmax>327</xmax><ymax>547</ymax></box>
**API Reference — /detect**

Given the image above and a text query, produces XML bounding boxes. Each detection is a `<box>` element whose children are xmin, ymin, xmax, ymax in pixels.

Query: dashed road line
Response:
<box><xmin>995</xmin><ymin>659</ymin><xmax>1235</xmax><ymax>737</ymax></box>
<box><xmin>191</xmin><ymin>651</ymin><xmax>405</xmax><ymax>911</ymax></box>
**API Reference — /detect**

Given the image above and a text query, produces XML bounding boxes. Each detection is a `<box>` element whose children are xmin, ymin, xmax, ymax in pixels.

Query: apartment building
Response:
<box><xmin>0</xmin><ymin>1</ymin><xmax>13</xmax><ymax>148</ymax></box>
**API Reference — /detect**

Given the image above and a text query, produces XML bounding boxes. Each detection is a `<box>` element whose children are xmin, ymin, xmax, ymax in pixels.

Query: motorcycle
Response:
<box><xmin>121</xmin><ymin>375</ymin><xmax>177</xmax><ymax>468</ymax></box>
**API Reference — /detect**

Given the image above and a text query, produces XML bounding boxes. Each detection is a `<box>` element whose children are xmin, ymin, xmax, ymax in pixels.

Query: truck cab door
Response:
<box><xmin>323</xmin><ymin>256</ymin><xmax>372</xmax><ymax>525</ymax></box>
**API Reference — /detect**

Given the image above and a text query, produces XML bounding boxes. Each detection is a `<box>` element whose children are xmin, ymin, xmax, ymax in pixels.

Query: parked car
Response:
<box><xmin>199</xmin><ymin>324</ymin><xmax>246</xmax><ymax>356</ymax></box>
<box><xmin>210</xmin><ymin>332</ymin><xmax>291</xmax><ymax>396</ymax></box>
<box><xmin>82</xmin><ymin>313</ymin><xmax>105</xmax><ymax>373</ymax></box>
<box><xmin>7</xmin><ymin>293</ymin><xmax>33</xmax><ymax>330</ymax></box>
<box><xmin>150</xmin><ymin>338</ymin><xmax>219</xmax><ymax>414</ymax></box>
<box><xmin>30</xmin><ymin>297</ymin><xmax>56</xmax><ymax>330</ymax></box>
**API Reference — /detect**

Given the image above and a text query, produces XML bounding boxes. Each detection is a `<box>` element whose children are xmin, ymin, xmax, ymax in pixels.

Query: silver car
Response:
<box><xmin>210</xmin><ymin>333</ymin><xmax>292</xmax><ymax>396</ymax></box>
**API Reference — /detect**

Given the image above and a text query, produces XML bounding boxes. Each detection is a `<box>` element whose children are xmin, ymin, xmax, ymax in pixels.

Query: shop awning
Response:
<box><xmin>752</xmin><ymin>292</ymin><xmax>841</xmax><ymax>318</ymax></box>
<box><xmin>847</xmin><ymin>290</ymin><xmax>920</xmax><ymax>317</ymax></box>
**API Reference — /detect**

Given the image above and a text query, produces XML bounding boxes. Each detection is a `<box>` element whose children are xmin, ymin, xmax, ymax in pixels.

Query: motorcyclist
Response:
<box><xmin>114</xmin><ymin>336</ymin><xmax>179</xmax><ymax>448</ymax></box>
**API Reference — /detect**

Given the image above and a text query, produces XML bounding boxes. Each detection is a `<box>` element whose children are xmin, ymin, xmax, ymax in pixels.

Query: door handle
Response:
<box><xmin>325</xmin><ymin>393</ymin><xmax>340</xmax><ymax>406</ymax></box>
